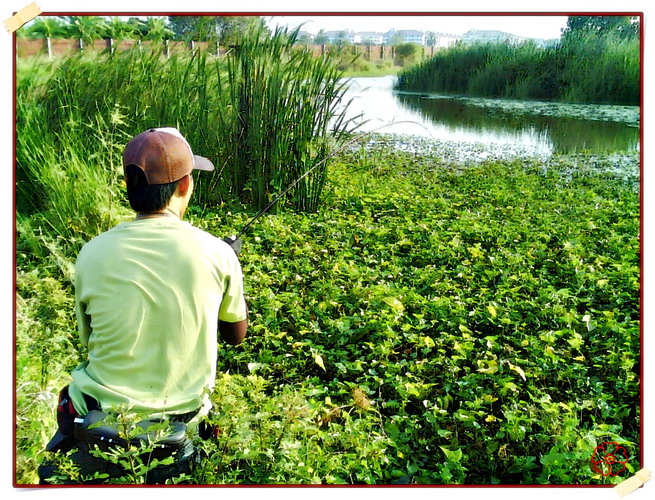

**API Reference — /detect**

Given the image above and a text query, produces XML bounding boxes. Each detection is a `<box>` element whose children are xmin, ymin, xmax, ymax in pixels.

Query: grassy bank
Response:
<box><xmin>342</xmin><ymin>66</ymin><xmax>402</xmax><ymax>78</ymax></box>
<box><xmin>16</xmin><ymin>138</ymin><xmax>640</xmax><ymax>484</ymax></box>
<box><xmin>395</xmin><ymin>35</ymin><xmax>639</xmax><ymax>105</ymax></box>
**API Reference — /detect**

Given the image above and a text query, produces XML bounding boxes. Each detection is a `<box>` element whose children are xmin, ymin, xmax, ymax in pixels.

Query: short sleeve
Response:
<box><xmin>218</xmin><ymin>248</ymin><xmax>248</xmax><ymax>323</ymax></box>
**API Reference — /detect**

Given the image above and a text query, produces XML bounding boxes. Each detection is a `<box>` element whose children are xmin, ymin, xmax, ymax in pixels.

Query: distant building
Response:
<box><xmin>383</xmin><ymin>29</ymin><xmax>427</xmax><ymax>45</ymax></box>
<box><xmin>324</xmin><ymin>30</ymin><xmax>356</xmax><ymax>44</ymax></box>
<box><xmin>357</xmin><ymin>31</ymin><xmax>384</xmax><ymax>45</ymax></box>
<box><xmin>397</xmin><ymin>30</ymin><xmax>426</xmax><ymax>45</ymax></box>
<box><xmin>296</xmin><ymin>30</ymin><xmax>314</xmax><ymax>43</ymax></box>
<box><xmin>302</xmin><ymin>26</ymin><xmax>551</xmax><ymax>47</ymax></box>
<box><xmin>430</xmin><ymin>32</ymin><xmax>460</xmax><ymax>48</ymax></box>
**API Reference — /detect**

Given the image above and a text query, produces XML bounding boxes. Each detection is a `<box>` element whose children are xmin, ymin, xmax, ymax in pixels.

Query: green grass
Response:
<box><xmin>16</xmin><ymin>141</ymin><xmax>639</xmax><ymax>484</ymax></box>
<box><xmin>395</xmin><ymin>35</ymin><xmax>639</xmax><ymax>105</ymax></box>
<box><xmin>17</xmin><ymin>26</ymin><xmax>355</xmax><ymax>220</ymax></box>
<box><xmin>342</xmin><ymin>64</ymin><xmax>403</xmax><ymax>78</ymax></box>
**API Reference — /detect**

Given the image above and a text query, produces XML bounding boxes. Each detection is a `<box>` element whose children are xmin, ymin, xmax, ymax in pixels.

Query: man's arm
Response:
<box><xmin>219</xmin><ymin>318</ymin><xmax>248</xmax><ymax>345</ymax></box>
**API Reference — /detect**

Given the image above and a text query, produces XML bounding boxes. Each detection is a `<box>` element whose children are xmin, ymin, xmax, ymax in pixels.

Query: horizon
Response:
<box><xmin>29</xmin><ymin>14</ymin><xmax>571</xmax><ymax>42</ymax></box>
<box><xmin>266</xmin><ymin>15</ymin><xmax>570</xmax><ymax>40</ymax></box>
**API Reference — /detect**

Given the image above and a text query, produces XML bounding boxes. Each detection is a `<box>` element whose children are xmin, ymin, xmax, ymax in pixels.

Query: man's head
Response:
<box><xmin>123</xmin><ymin>128</ymin><xmax>214</xmax><ymax>213</ymax></box>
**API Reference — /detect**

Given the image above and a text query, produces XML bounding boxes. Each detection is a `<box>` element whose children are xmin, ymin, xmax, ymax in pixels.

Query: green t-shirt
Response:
<box><xmin>68</xmin><ymin>217</ymin><xmax>247</xmax><ymax>417</ymax></box>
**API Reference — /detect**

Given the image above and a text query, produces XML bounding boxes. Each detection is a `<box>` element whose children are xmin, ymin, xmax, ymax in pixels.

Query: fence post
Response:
<box><xmin>106</xmin><ymin>37</ymin><xmax>114</xmax><ymax>54</ymax></box>
<box><xmin>77</xmin><ymin>38</ymin><xmax>83</xmax><ymax>52</ymax></box>
<box><xmin>165</xmin><ymin>39</ymin><xmax>170</xmax><ymax>59</ymax></box>
<box><xmin>44</xmin><ymin>37</ymin><xmax>52</xmax><ymax>59</ymax></box>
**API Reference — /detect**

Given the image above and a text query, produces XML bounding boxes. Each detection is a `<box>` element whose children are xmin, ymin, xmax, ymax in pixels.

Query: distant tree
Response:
<box><xmin>334</xmin><ymin>30</ymin><xmax>351</xmax><ymax>46</ymax></box>
<box><xmin>127</xmin><ymin>17</ymin><xmax>148</xmax><ymax>40</ymax></box>
<box><xmin>426</xmin><ymin>31</ymin><xmax>437</xmax><ymax>47</ymax></box>
<box><xmin>394</xmin><ymin>42</ymin><xmax>422</xmax><ymax>67</ymax></box>
<box><xmin>141</xmin><ymin>17</ymin><xmax>175</xmax><ymax>41</ymax></box>
<box><xmin>562</xmin><ymin>15</ymin><xmax>639</xmax><ymax>42</ymax></box>
<box><xmin>60</xmin><ymin>16</ymin><xmax>107</xmax><ymax>47</ymax></box>
<box><xmin>388</xmin><ymin>33</ymin><xmax>404</xmax><ymax>46</ymax></box>
<box><xmin>103</xmin><ymin>17</ymin><xmax>134</xmax><ymax>41</ymax></box>
<box><xmin>314</xmin><ymin>29</ymin><xmax>329</xmax><ymax>44</ymax></box>
<box><xmin>167</xmin><ymin>16</ymin><xmax>266</xmax><ymax>44</ymax></box>
<box><xmin>297</xmin><ymin>32</ymin><xmax>314</xmax><ymax>45</ymax></box>
<box><xmin>21</xmin><ymin>17</ymin><xmax>66</xmax><ymax>39</ymax></box>
<box><xmin>166</xmin><ymin>16</ymin><xmax>199</xmax><ymax>40</ymax></box>
<box><xmin>218</xmin><ymin>17</ymin><xmax>267</xmax><ymax>45</ymax></box>
<box><xmin>20</xmin><ymin>16</ymin><xmax>67</xmax><ymax>58</ymax></box>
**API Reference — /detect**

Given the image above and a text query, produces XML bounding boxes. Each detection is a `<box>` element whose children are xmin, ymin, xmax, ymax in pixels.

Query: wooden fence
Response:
<box><xmin>16</xmin><ymin>37</ymin><xmax>441</xmax><ymax>61</ymax></box>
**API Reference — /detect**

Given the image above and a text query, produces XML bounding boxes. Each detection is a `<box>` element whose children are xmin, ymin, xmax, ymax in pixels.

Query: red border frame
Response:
<box><xmin>12</xmin><ymin>11</ymin><xmax>645</xmax><ymax>488</ymax></box>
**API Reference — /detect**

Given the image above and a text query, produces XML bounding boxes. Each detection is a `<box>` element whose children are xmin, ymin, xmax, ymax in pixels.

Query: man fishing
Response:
<box><xmin>39</xmin><ymin>127</ymin><xmax>248</xmax><ymax>484</ymax></box>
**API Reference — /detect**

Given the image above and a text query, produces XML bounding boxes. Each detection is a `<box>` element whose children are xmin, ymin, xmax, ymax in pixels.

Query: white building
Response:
<box><xmin>398</xmin><ymin>30</ymin><xmax>426</xmax><ymax>45</ymax></box>
<box><xmin>383</xmin><ymin>29</ymin><xmax>427</xmax><ymax>45</ymax></box>
<box><xmin>324</xmin><ymin>30</ymin><xmax>356</xmax><ymax>44</ymax></box>
<box><xmin>429</xmin><ymin>32</ymin><xmax>461</xmax><ymax>48</ymax></box>
<box><xmin>356</xmin><ymin>31</ymin><xmax>384</xmax><ymax>45</ymax></box>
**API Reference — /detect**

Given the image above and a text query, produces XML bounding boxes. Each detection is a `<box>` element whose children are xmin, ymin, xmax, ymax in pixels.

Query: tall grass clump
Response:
<box><xmin>22</xmin><ymin>28</ymin><xmax>354</xmax><ymax>215</ymax></box>
<box><xmin>17</xmin><ymin>63</ymin><xmax>131</xmax><ymax>267</ymax></box>
<box><xmin>560</xmin><ymin>33</ymin><xmax>640</xmax><ymax>105</ymax></box>
<box><xmin>206</xmin><ymin>25</ymin><xmax>355</xmax><ymax>211</ymax></box>
<box><xmin>395</xmin><ymin>35</ymin><xmax>639</xmax><ymax>105</ymax></box>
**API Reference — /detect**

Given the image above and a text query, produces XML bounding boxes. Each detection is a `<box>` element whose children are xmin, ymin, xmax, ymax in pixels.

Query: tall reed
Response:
<box><xmin>203</xmin><ymin>25</ymin><xmax>354</xmax><ymax>211</ymax></box>
<box><xmin>17</xmin><ymin>62</ymin><xmax>130</xmax><ymax>260</ymax></box>
<box><xmin>19</xmin><ymin>27</ymin><xmax>354</xmax><ymax>224</ymax></box>
<box><xmin>395</xmin><ymin>36</ymin><xmax>639</xmax><ymax>105</ymax></box>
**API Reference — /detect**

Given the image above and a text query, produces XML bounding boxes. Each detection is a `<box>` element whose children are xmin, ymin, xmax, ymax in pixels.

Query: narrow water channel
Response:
<box><xmin>339</xmin><ymin>76</ymin><xmax>639</xmax><ymax>155</ymax></box>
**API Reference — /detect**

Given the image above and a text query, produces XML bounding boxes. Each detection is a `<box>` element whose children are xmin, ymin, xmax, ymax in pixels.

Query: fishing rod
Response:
<box><xmin>224</xmin><ymin>120</ymin><xmax>430</xmax><ymax>248</ymax></box>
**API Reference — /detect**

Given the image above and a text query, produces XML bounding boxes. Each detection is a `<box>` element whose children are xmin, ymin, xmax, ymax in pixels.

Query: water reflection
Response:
<box><xmin>340</xmin><ymin>77</ymin><xmax>639</xmax><ymax>154</ymax></box>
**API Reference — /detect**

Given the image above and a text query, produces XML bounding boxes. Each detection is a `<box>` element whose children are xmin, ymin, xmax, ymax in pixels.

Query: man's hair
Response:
<box><xmin>125</xmin><ymin>164</ymin><xmax>181</xmax><ymax>213</ymax></box>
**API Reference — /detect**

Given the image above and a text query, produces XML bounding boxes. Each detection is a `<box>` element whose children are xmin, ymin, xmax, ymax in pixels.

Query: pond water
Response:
<box><xmin>339</xmin><ymin>76</ymin><xmax>640</xmax><ymax>155</ymax></box>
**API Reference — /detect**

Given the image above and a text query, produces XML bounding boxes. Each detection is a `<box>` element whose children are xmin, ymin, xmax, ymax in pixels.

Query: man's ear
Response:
<box><xmin>176</xmin><ymin>174</ymin><xmax>192</xmax><ymax>197</ymax></box>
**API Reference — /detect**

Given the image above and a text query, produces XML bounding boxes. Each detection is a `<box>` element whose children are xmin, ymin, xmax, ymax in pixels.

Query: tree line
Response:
<box><xmin>18</xmin><ymin>16</ymin><xmax>266</xmax><ymax>45</ymax></box>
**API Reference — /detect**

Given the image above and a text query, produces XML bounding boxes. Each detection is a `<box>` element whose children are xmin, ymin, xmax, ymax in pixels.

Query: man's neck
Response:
<box><xmin>135</xmin><ymin>208</ymin><xmax>180</xmax><ymax>220</ymax></box>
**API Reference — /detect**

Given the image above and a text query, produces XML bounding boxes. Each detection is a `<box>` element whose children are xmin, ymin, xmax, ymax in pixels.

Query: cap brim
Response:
<box><xmin>194</xmin><ymin>155</ymin><xmax>214</xmax><ymax>172</ymax></box>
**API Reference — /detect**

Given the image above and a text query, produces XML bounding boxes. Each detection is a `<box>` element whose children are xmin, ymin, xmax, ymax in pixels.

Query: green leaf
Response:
<box><xmin>382</xmin><ymin>296</ymin><xmax>405</xmax><ymax>313</ymax></box>
<box><xmin>507</xmin><ymin>362</ymin><xmax>527</xmax><ymax>381</ymax></box>
<box><xmin>477</xmin><ymin>359</ymin><xmax>498</xmax><ymax>374</ymax></box>
<box><xmin>440</xmin><ymin>446</ymin><xmax>463</xmax><ymax>463</ymax></box>
<box><xmin>313</xmin><ymin>353</ymin><xmax>326</xmax><ymax>371</ymax></box>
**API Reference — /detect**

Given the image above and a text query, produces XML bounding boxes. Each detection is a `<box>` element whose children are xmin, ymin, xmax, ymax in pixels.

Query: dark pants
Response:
<box><xmin>38</xmin><ymin>439</ymin><xmax>196</xmax><ymax>484</ymax></box>
<box><xmin>38</xmin><ymin>387</ymin><xmax>197</xmax><ymax>485</ymax></box>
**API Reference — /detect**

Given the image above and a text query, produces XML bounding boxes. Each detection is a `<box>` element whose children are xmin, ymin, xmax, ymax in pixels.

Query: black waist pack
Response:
<box><xmin>73</xmin><ymin>410</ymin><xmax>190</xmax><ymax>461</ymax></box>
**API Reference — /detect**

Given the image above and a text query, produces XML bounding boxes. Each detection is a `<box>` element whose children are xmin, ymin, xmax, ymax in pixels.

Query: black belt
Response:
<box><xmin>82</xmin><ymin>391</ymin><xmax>200</xmax><ymax>423</ymax></box>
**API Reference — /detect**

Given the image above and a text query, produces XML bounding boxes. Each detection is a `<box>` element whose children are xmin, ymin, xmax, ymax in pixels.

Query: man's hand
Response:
<box><xmin>223</xmin><ymin>235</ymin><xmax>242</xmax><ymax>256</ymax></box>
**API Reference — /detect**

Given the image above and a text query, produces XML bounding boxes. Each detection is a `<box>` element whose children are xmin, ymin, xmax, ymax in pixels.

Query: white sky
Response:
<box><xmin>267</xmin><ymin>15</ymin><xmax>570</xmax><ymax>40</ymax></box>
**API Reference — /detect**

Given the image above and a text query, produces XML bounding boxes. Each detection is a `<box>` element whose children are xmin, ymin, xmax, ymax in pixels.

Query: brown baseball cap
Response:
<box><xmin>123</xmin><ymin>127</ymin><xmax>214</xmax><ymax>185</ymax></box>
